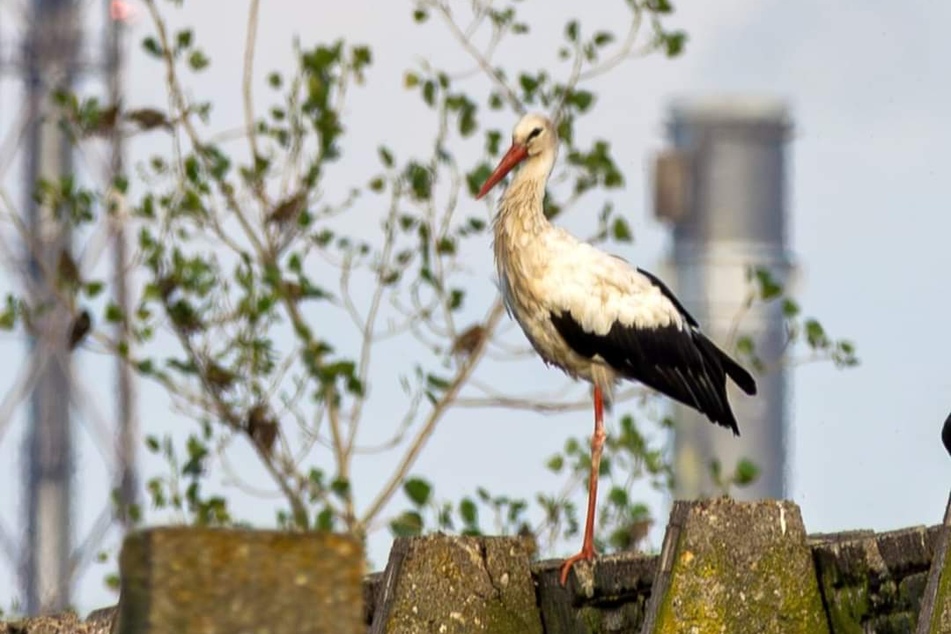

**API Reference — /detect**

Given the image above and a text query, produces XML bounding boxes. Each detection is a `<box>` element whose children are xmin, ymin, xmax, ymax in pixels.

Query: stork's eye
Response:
<box><xmin>527</xmin><ymin>127</ymin><xmax>543</xmax><ymax>141</ymax></box>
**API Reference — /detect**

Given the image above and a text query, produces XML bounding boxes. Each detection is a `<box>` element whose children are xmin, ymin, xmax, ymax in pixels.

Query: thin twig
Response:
<box><xmin>345</xmin><ymin>180</ymin><xmax>404</xmax><ymax>455</ymax></box>
<box><xmin>359</xmin><ymin>299</ymin><xmax>505</xmax><ymax>529</ymax></box>
<box><xmin>242</xmin><ymin>0</ymin><xmax>270</xmax><ymax>211</ymax></box>
<box><xmin>577</xmin><ymin>6</ymin><xmax>645</xmax><ymax>82</ymax></box>
<box><xmin>430</xmin><ymin>0</ymin><xmax>524</xmax><ymax>113</ymax></box>
<box><xmin>142</xmin><ymin>0</ymin><xmax>267</xmax><ymax>260</ymax></box>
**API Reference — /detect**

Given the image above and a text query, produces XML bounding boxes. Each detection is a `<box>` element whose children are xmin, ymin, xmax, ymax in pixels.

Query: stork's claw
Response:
<box><xmin>559</xmin><ymin>546</ymin><xmax>597</xmax><ymax>586</ymax></box>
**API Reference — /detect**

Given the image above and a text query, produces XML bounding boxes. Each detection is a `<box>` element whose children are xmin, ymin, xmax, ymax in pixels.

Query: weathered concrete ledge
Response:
<box><xmin>361</xmin><ymin>499</ymin><xmax>951</xmax><ymax>633</ymax></box>
<box><xmin>118</xmin><ymin>527</ymin><xmax>364</xmax><ymax>634</ymax></box>
<box><xmin>812</xmin><ymin>523</ymin><xmax>943</xmax><ymax>632</ymax></box>
<box><xmin>642</xmin><ymin>499</ymin><xmax>828</xmax><ymax>633</ymax></box>
<box><xmin>369</xmin><ymin>534</ymin><xmax>542</xmax><ymax>633</ymax></box>
<box><xmin>4</xmin><ymin>498</ymin><xmax>950</xmax><ymax>634</ymax></box>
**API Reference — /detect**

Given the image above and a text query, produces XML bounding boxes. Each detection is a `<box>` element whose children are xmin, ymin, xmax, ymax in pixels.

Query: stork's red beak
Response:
<box><xmin>476</xmin><ymin>143</ymin><xmax>528</xmax><ymax>199</ymax></box>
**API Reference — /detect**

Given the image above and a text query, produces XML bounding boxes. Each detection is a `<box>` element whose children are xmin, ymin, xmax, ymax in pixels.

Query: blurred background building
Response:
<box><xmin>654</xmin><ymin>98</ymin><xmax>794</xmax><ymax>500</ymax></box>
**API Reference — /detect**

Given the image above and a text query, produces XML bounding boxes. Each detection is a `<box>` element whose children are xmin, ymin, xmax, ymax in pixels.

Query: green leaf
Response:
<box><xmin>648</xmin><ymin>0</ymin><xmax>674</xmax><ymax>13</ymax></box>
<box><xmin>0</xmin><ymin>295</ymin><xmax>17</xmax><ymax>330</ymax></box>
<box><xmin>405</xmin><ymin>163</ymin><xmax>432</xmax><ymax>199</ymax></box>
<box><xmin>182</xmin><ymin>435</ymin><xmax>208</xmax><ymax>477</ymax></box>
<box><xmin>422</xmin><ymin>80</ymin><xmax>436</xmax><ymax>107</ymax></box>
<box><xmin>546</xmin><ymin>454</ymin><xmax>564</xmax><ymax>473</ymax></box>
<box><xmin>351</xmin><ymin>45</ymin><xmax>372</xmax><ymax>68</ymax></box>
<box><xmin>570</xmin><ymin>90</ymin><xmax>595</xmax><ymax>113</ymax></box>
<box><xmin>105</xmin><ymin>302</ymin><xmax>124</xmax><ymax>324</ymax></box>
<box><xmin>661</xmin><ymin>31</ymin><xmax>687</xmax><ymax>58</ymax></box>
<box><xmin>390</xmin><ymin>510</ymin><xmax>424</xmax><ymax>537</ymax></box>
<box><xmin>449</xmin><ymin>289</ymin><xmax>464</xmax><ymax>311</ymax></box>
<box><xmin>83</xmin><ymin>281</ymin><xmax>105</xmax><ymax>298</ymax></box>
<box><xmin>805</xmin><ymin>319</ymin><xmax>827</xmax><ymax>348</ymax></box>
<box><xmin>612</xmin><ymin>217</ymin><xmax>633</xmax><ymax>242</ymax></box>
<box><xmin>734</xmin><ymin>459</ymin><xmax>760</xmax><ymax>486</ymax></box>
<box><xmin>175</xmin><ymin>29</ymin><xmax>193</xmax><ymax>50</ymax></box>
<box><xmin>425</xmin><ymin>373</ymin><xmax>451</xmax><ymax>391</ymax></box>
<box><xmin>485</xmin><ymin>130</ymin><xmax>502</xmax><ymax>155</ymax></box>
<box><xmin>782</xmin><ymin>298</ymin><xmax>800</xmax><ymax>317</ymax></box>
<box><xmin>519</xmin><ymin>74</ymin><xmax>540</xmax><ymax>97</ymax></box>
<box><xmin>142</xmin><ymin>36</ymin><xmax>163</xmax><ymax>58</ymax></box>
<box><xmin>316</xmin><ymin>507</ymin><xmax>334</xmax><ymax>531</ymax></box>
<box><xmin>413</xmin><ymin>9</ymin><xmax>428</xmax><ymax>23</ymax></box>
<box><xmin>188</xmin><ymin>50</ymin><xmax>210</xmax><ymax>72</ymax></box>
<box><xmin>403</xmin><ymin>477</ymin><xmax>432</xmax><ymax>506</ymax></box>
<box><xmin>736</xmin><ymin>336</ymin><xmax>755</xmax><ymax>356</ymax></box>
<box><xmin>330</xmin><ymin>478</ymin><xmax>350</xmax><ymax>500</ymax></box>
<box><xmin>466</xmin><ymin>163</ymin><xmax>492</xmax><ymax>197</ymax></box>
<box><xmin>834</xmin><ymin>340</ymin><xmax>859</xmax><ymax>368</ymax></box>
<box><xmin>565</xmin><ymin>20</ymin><xmax>579</xmax><ymax>42</ymax></box>
<box><xmin>754</xmin><ymin>268</ymin><xmax>783</xmax><ymax>300</ymax></box>
<box><xmin>608</xmin><ymin>486</ymin><xmax>628</xmax><ymax>508</ymax></box>
<box><xmin>436</xmin><ymin>237</ymin><xmax>456</xmax><ymax>255</ymax></box>
<box><xmin>564</xmin><ymin>437</ymin><xmax>580</xmax><ymax>455</ymax></box>
<box><xmin>459</xmin><ymin>109</ymin><xmax>477</xmax><ymax>137</ymax></box>
<box><xmin>459</xmin><ymin>498</ymin><xmax>478</xmax><ymax>526</ymax></box>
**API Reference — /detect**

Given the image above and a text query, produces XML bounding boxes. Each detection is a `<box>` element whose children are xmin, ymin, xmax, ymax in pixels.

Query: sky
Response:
<box><xmin>1</xmin><ymin>0</ymin><xmax>950</xmax><ymax>615</ymax></box>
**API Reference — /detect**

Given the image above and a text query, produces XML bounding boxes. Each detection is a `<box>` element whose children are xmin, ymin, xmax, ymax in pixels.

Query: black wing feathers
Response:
<box><xmin>694</xmin><ymin>333</ymin><xmax>757</xmax><ymax>396</ymax></box>
<box><xmin>550</xmin><ymin>310</ymin><xmax>754</xmax><ymax>436</ymax></box>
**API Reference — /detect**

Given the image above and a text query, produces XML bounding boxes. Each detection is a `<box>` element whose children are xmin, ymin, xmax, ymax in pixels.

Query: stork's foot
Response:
<box><xmin>559</xmin><ymin>545</ymin><xmax>597</xmax><ymax>586</ymax></box>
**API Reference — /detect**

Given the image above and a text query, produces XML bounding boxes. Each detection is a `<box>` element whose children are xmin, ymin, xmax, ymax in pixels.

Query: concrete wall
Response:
<box><xmin>2</xmin><ymin>496</ymin><xmax>950</xmax><ymax>633</ymax></box>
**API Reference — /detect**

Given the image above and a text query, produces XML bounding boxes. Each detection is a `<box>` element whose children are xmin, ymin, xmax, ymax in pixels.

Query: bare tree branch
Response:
<box><xmin>359</xmin><ymin>299</ymin><xmax>505</xmax><ymax>530</ymax></box>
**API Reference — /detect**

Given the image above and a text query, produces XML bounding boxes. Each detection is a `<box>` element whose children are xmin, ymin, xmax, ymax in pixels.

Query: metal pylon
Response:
<box><xmin>0</xmin><ymin>0</ymin><xmax>137</xmax><ymax>615</ymax></box>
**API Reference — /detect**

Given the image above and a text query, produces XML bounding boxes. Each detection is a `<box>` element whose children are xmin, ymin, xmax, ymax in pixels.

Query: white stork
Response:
<box><xmin>477</xmin><ymin>113</ymin><xmax>757</xmax><ymax>585</ymax></box>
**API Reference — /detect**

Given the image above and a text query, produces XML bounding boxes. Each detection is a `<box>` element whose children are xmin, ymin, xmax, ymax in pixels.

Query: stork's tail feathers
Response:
<box><xmin>716</xmin><ymin>343</ymin><xmax>757</xmax><ymax>396</ymax></box>
<box><xmin>692</xmin><ymin>334</ymin><xmax>757</xmax><ymax>435</ymax></box>
<box><xmin>692</xmin><ymin>334</ymin><xmax>756</xmax><ymax>395</ymax></box>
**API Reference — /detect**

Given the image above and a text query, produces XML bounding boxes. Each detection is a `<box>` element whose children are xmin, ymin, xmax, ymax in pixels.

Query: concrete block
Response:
<box><xmin>116</xmin><ymin>528</ymin><xmax>363</xmax><ymax>634</ymax></box>
<box><xmin>642</xmin><ymin>498</ymin><xmax>828</xmax><ymax>634</ymax></box>
<box><xmin>369</xmin><ymin>535</ymin><xmax>542</xmax><ymax>634</ymax></box>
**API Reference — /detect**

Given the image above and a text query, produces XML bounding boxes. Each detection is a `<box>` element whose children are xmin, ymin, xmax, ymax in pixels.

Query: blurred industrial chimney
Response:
<box><xmin>653</xmin><ymin>97</ymin><xmax>794</xmax><ymax>500</ymax></box>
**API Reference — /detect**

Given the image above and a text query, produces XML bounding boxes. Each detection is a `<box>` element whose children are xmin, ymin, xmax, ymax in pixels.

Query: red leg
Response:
<box><xmin>559</xmin><ymin>385</ymin><xmax>606</xmax><ymax>585</ymax></box>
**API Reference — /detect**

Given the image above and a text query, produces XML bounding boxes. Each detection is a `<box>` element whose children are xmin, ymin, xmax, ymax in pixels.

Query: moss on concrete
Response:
<box><xmin>649</xmin><ymin>499</ymin><xmax>829</xmax><ymax>634</ymax></box>
<box><xmin>811</xmin><ymin>526</ymin><xmax>940</xmax><ymax>633</ymax></box>
<box><xmin>930</xmin><ymin>534</ymin><xmax>951</xmax><ymax>634</ymax></box>
<box><xmin>118</xmin><ymin>527</ymin><xmax>364</xmax><ymax>634</ymax></box>
<box><xmin>813</xmin><ymin>547</ymin><xmax>868</xmax><ymax>634</ymax></box>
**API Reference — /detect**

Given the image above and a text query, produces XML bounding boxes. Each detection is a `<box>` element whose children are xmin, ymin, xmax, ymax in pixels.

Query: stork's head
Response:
<box><xmin>476</xmin><ymin>113</ymin><xmax>558</xmax><ymax>199</ymax></box>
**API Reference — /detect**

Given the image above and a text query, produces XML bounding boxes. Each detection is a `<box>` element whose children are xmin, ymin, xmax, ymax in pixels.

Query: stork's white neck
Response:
<box><xmin>492</xmin><ymin>149</ymin><xmax>557</xmax><ymax>289</ymax></box>
<box><xmin>494</xmin><ymin>149</ymin><xmax>556</xmax><ymax>230</ymax></box>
